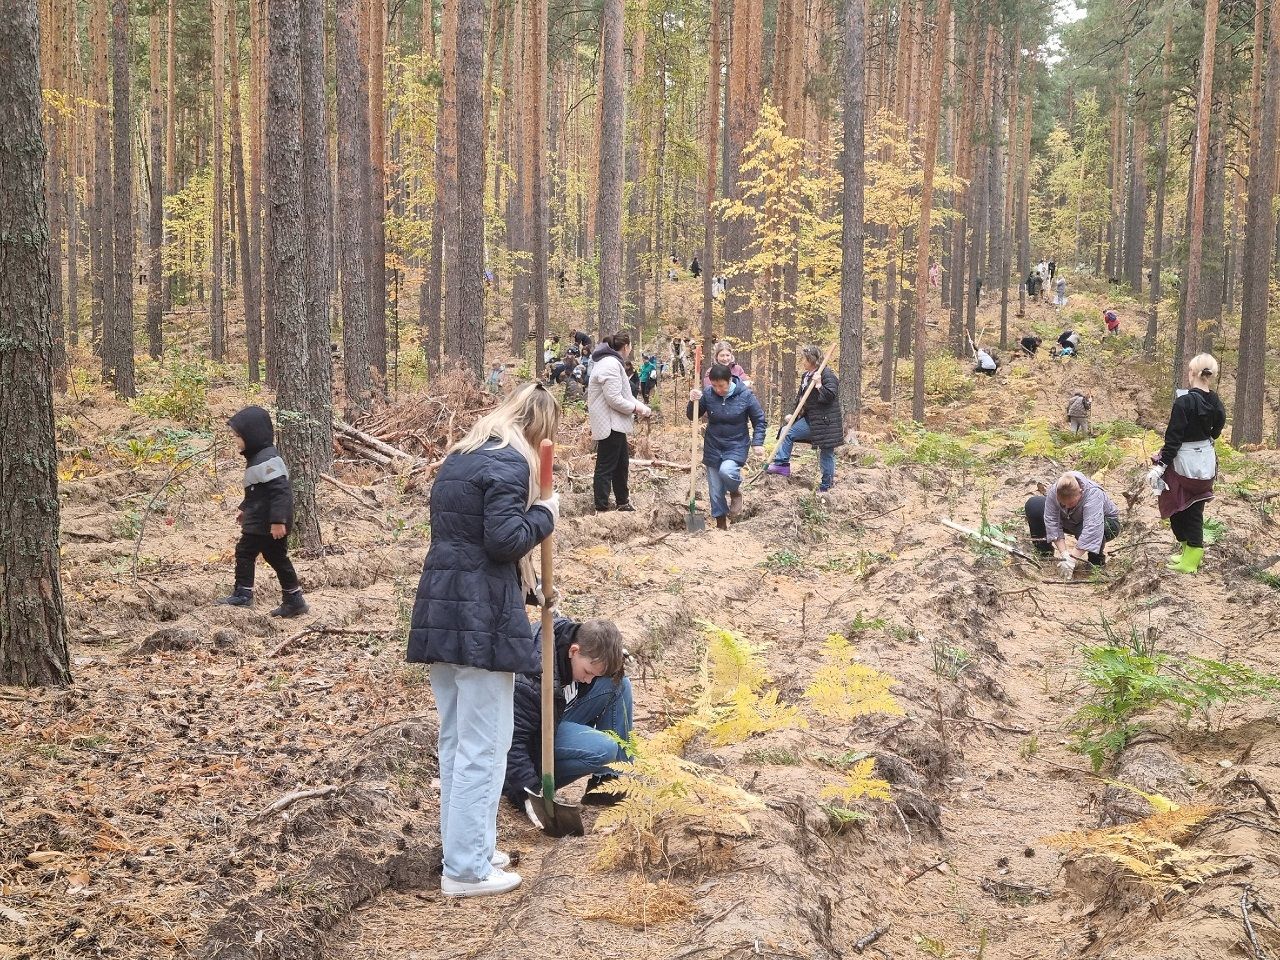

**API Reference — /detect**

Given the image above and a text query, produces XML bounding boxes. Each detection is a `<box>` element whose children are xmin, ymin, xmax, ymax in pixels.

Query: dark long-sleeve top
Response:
<box><xmin>1156</xmin><ymin>388</ymin><xmax>1226</xmax><ymax>466</ymax></box>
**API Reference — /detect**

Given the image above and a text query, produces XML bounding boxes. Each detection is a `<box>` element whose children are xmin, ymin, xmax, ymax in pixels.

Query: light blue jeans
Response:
<box><xmin>773</xmin><ymin>417</ymin><xmax>836</xmax><ymax>488</ymax></box>
<box><xmin>555</xmin><ymin>676</ymin><xmax>634</xmax><ymax>785</ymax></box>
<box><xmin>430</xmin><ymin>663</ymin><xmax>514</xmax><ymax>883</ymax></box>
<box><xmin>705</xmin><ymin>459</ymin><xmax>743</xmax><ymax>519</ymax></box>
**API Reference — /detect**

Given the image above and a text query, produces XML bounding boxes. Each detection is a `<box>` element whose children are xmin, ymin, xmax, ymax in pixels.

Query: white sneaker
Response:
<box><xmin>491</xmin><ymin>850</ymin><xmax>511</xmax><ymax>869</ymax></box>
<box><xmin>441</xmin><ymin>868</ymin><xmax>522</xmax><ymax>898</ymax></box>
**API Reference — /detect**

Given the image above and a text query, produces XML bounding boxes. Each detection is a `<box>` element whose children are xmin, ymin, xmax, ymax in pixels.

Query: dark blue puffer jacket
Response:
<box><xmin>407</xmin><ymin>441</ymin><xmax>555</xmax><ymax>673</ymax></box>
<box><xmin>687</xmin><ymin>381</ymin><xmax>766</xmax><ymax>467</ymax></box>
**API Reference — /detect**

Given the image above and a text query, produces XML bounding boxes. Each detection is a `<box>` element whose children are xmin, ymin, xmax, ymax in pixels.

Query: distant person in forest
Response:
<box><xmin>688</xmin><ymin>363</ymin><xmax>766</xmax><ymax>529</ymax></box>
<box><xmin>216</xmin><ymin>406</ymin><xmax>308</xmax><ymax>618</ymax></box>
<box><xmin>588</xmin><ymin>332</ymin><xmax>652</xmax><ymax>513</ymax></box>
<box><xmin>486</xmin><ymin>361</ymin><xmax>505</xmax><ymax>394</ymax></box>
<box><xmin>408</xmin><ymin>383</ymin><xmax>560</xmax><ymax>898</ymax></box>
<box><xmin>625</xmin><ymin>361</ymin><xmax>641</xmax><ymax>399</ymax></box>
<box><xmin>690</xmin><ymin>256</ymin><xmax>702</xmax><ymax>278</ymax></box>
<box><xmin>974</xmin><ymin>346</ymin><xmax>998</xmax><ymax>376</ymax></box>
<box><xmin>670</xmin><ymin>337</ymin><xmax>687</xmax><ymax>378</ymax></box>
<box><xmin>1019</xmin><ymin>334</ymin><xmax>1043</xmax><ymax>356</ymax></box>
<box><xmin>1026</xmin><ymin>268</ymin><xmax>1040</xmax><ymax>300</ymax></box>
<box><xmin>929</xmin><ymin>260</ymin><xmax>941</xmax><ymax>289</ymax></box>
<box><xmin>1055</xmin><ymin>330</ymin><xmax>1080</xmax><ymax>357</ymax></box>
<box><xmin>1103</xmin><ymin>308</ymin><xmax>1120</xmax><ymax>336</ymax></box>
<box><xmin>1054</xmin><ymin>276</ymin><xmax>1067</xmax><ymax>307</ymax></box>
<box><xmin>1066</xmin><ymin>391</ymin><xmax>1091</xmax><ymax>434</ymax></box>
<box><xmin>1037</xmin><ymin>261</ymin><xmax>1051</xmax><ymax>302</ymax></box>
<box><xmin>1150</xmin><ymin>354</ymin><xmax>1226</xmax><ymax>575</ymax></box>
<box><xmin>766</xmin><ymin>345</ymin><xmax>843</xmax><ymax>494</ymax></box>
<box><xmin>712</xmin><ymin>275</ymin><xmax>726</xmax><ymax>299</ymax></box>
<box><xmin>704</xmin><ymin>340</ymin><xmax>751</xmax><ymax>388</ymax></box>
<box><xmin>504</xmin><ymin>616</ymin><xmax>631</xmax><ymax>826</ymax></box>
<box><xmin>573</xmin><ymin>329</ymin><xmax>592</xmax><ymax>352</ymax></box>
<box><xmin>638</xmin><ymin>354</ymin><xmax>659</xmax><ymax>403</ymax></box>
<box><xmin>1025</xmin><ymin>471</ymin><xmax>1121</xmax><ymax>578</ymax></box>
<box><xmin>1048</xmin><ymin>259</ymin><xmax>1057</xmax><ymax>283</ymax></box>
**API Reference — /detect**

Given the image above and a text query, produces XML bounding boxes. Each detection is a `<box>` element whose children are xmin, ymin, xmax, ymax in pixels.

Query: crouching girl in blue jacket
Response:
<box><xmin>407</xmin><ymin>382</ymin><xmax>560</xmax><ymax>898</ymax></box>
<box><xmin>687</xmin><ymin>363</ymin><xmax>766</xmax><ymax>529</ymax></box>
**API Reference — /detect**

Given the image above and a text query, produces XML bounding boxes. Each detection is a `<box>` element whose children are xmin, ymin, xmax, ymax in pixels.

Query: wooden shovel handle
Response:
<box><xmin>538</xmin><ymin>439</ymin><xmax>556</xmax><ymax>808</ymax></box>
<box><xmin>689</xmin><ymin>345</ymin><xmax>702</xmax><ymax>502</ymax></box>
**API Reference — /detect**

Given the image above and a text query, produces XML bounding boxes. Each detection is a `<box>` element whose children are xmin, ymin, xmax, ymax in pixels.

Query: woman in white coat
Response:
<box><xmin>587</xmin><ymin>332</ymin><xmax>651</xmax><ymax>512</ymax></box>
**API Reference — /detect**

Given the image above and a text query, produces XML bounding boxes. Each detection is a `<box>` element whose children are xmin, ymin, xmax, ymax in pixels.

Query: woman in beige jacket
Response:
<box><xmin>587</xmin><ymin>332</ymin><xmax>652</xmax><ymax>512</ymax></box>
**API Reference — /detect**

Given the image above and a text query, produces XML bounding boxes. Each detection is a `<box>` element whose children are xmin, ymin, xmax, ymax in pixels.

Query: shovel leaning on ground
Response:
<box><xmin>536</xmin><ymin>439</ymin><xmax>585</xmax><ymax>837</ymax></box>
<box><xmin>686</xmin><ymin>345</ymin><xmax>706</xmax><ymax>532</ymax></box>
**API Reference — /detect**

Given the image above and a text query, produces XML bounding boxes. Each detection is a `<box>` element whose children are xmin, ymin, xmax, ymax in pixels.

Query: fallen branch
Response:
<box><xmin>904</xmin><ymin>859</ymin><xmax>947</xmax><ymax>884</ymax></box>
<box><xmin>630</xmin><ymin>458</ymin><xmax>694</xmax><ymax>470</ymax></box>
<box><xmin>853</xmin><ymin>925</ymin><xmax>890</xmax><ymax>954</ymax></box>
<box><xmin>268</xmin><ymin>625</ymin><xmax>394</xmax><ymax>658</ymax></box>
<box><xmin>1235</xmin><ymin>771</ymin><xmax>1280</xmax><ymax>817</ymax></box>
<box><xmin>1242</xmin><ymin>888</ymin><xmax>1266</xmax><ymax>960</ymax></box>
<box><xmin>251</xmin><ymin>784</ymin><xmax>339</xmax><ymax>820</ymax></box>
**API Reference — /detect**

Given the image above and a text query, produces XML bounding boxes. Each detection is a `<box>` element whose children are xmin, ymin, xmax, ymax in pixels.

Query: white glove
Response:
<box><xmin>533</xmin><ymin>492</ymin><xmax>560</xmax><ymax>525</ymax></box>
<box><xmin>1147</xmin><ymin>465</ymin><xmax>1167</xmax><ymax>495</ymax></box>
<box><xmin>523</xmin><ymin>787</ymin><xmax>545</xmax><ymax>830</ymax></box>
<box><xmin>636</xmin><ymin>404</ymin><xmax>653</xmax><ymax>420</ymax></box>
<box><xmin>531</xmin><ymin>579</ymin><xmax>560</xmax><ymax>608</ymax></box>
<box><xmin>1057</xmin><ymin>556</ymin><xmax>1077</xmax><ymax>581</ymax></box>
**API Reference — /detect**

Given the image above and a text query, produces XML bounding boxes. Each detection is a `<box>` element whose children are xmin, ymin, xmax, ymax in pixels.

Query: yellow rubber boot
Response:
<box><xmin>1168</xmin><ymin>546</ymin><xmax>1204</xmax><ymax>574</ymax></box>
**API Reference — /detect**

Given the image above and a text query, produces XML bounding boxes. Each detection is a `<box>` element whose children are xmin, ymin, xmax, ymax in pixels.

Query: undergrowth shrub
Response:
<box><xmin>1071</xmin><ymin>618</ymin><xmax>1280</xmax><ymax>770</ymax></box>
<box><xmin>130</xmin><ymin>354</ymin><xmax>220</xmax><ymax>426</ymax></box>
<box><xmin>895</xmin><ymin>355</ymin><xmax>974</xmax><ymax>404</ymax></box>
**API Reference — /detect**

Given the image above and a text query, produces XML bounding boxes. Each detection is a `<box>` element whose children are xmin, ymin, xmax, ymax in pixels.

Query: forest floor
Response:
<box><xmin>4</xmin><ymin>282</ymin><xmax>1280</xmax><ymax>960</ymax></box>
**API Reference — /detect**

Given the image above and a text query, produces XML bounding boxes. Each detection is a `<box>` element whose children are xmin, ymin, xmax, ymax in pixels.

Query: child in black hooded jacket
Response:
<box><xmin>216</xmin><ymin>406</ymin><xmax>309</xmax><ymax>617</ymax></box>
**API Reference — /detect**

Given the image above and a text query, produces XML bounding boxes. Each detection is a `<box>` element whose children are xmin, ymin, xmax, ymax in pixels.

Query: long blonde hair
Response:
<box><xmin>451</xmin><ymin>382</ymin><xmax>560</xmax><ymax>486</ymax></box>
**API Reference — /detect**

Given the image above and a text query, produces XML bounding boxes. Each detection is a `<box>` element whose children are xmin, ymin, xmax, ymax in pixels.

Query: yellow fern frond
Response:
<box><xmin>804</xmin><ymin>634</ymin><xmax>903</xmax><ymax>721</ymax></box>
<box><xmin>819</xmin><ymin>758</ymin><xmax>893</xmax><ymax>805</ymax></box>
<box><xmin>1102</xmin><ymin>779</ymin><xmax>1181</xmax><ymax>814</ymax></box>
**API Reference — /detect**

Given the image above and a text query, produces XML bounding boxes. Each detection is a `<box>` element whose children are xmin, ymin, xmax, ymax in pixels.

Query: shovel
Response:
<box><xmin>686</xmin><ymin>345</ymin><xmax>706</xmax><ymax>532</ymax></box>
<box><xmin>536</xmin><ymin>440</ymin><xmax>585</xmax><ymax>838</ymax></box>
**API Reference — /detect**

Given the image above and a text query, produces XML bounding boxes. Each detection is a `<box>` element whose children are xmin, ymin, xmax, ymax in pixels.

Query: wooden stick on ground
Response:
<box><xmin>251</xmin><ymin>784</ymin><xmax>339</xmax><ymax>820</ymax></box>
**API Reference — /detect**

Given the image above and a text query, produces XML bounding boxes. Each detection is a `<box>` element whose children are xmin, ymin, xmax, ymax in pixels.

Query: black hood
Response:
<box><xmin>1184</xmin><ymin>388</ymin><xmax>1226</xmax><ymax>426</ymax></box>
<box><xmin>228</xmin><ymin>406</ymin><xmax>275</xmax><ymax>459</ymax></box>
<box><xmin>591</xmin><ymin>344</ymin><xmax>623</xmax><ymax>364</ymax></box>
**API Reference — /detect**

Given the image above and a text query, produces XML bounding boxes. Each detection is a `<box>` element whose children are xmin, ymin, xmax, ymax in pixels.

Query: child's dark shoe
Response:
<box><xmin>270</xmin><ymin>589</ymin><xmax>310</xmax><ymax>618</ymax></box>
<box><xmin>216</xmin><ymin>586</ymin><xmax>254</xmax><ymax>607</ymax></box>
<box><xmin>580</xmin><ymin>776</ymin><xmax>624</xmax><ymax>806</ymax></box>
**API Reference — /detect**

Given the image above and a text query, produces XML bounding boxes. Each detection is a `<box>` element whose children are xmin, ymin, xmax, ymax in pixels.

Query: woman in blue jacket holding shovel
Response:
<box><xmin>687</xmin><ymin>363</ymin><xmax>766</xmax><ymax>529</ymax></box>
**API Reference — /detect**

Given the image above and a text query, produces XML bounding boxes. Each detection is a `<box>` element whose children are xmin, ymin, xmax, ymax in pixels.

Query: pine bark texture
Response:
<box><xmin>211</xmin><ymin>0</ymin><xmax>227</xmax><ymax>360</ymax></box>
<box><xmin>454</xmin><ymin>0</ymin><xmax>486</xmax><ymax>374</ymax></box>
<box><xmin>1234</xmin><ymin>0</ymin><xmax>1280</xmax><ymax>445</ymax></box>
<box><xmin>228</xmin><ymin>0</ymin><xmax>260</xmax><ymax>383</ymax></box>
<box><xmin>147</xmin><ymin>5</ymin><xmax>165</xmax><ymax>359</ymax></box>
<box><xmin>338</xmin><ymin>0</ymin><xmax>376</xmax><ymax>417</ymax></box>
<box><xmin>369</xmin><ymin>0</ymin><xmax>389</xmax><ymax>376</ymax></box>
<box><xmin>267</xmin><ymin>0</ymin><xmax>322</xmax><ymax>548</ymax></box>
<box><xmin>107</xmin><ymin>0</ymin><xmax>135</xmax><ymax>398</ymax></box>
<box><xmin>839</xmin><ymin>0</ymin><xmax>866</xmax><ymax>431</ymax></box>
<box><xmin>0</xmin><ymin>0</ymin><xmax>71</xmax><ymax>686</ymax></box>
<box><xmin>596</xmin><ymin>0</ymin><xmax>624</xmax><ymax>337</ymax></box>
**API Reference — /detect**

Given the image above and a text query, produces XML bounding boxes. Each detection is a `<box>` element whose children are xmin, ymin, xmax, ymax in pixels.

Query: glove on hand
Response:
<box><xmin>1146</xmin><ymin>465</ymin><xmax>1168</xmax><ymax>495</ymax></box>
<box><xmin>1150</xmin><ymin>452</ymin><xmax>1163</xmax><ymax>466</ymax></box>
<box><xmin>533</xmin><ymin>492</ymin><xmax>560</xmax><ymax>525</ymax></box>
<box><xmin>523</xmin><ymin>787</ymin><xmax>545</xmax><ymax>830</ymax></box>
<box><xmin>531</xmin><ymin>579</ymin><xmax>561</xmax><ymax>609</ymax></box>
<box><xmin>1057</xmin><ymin>556</ymin><xmax>1078</xmax><ymax>581</ymax></box>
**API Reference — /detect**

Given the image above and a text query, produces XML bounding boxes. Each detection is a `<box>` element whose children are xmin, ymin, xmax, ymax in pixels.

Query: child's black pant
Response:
<box><xmin>1170</xmin><ymin>500</ymin><xmax>1206</xmax><ymax>548</ymax></box>
<box><xmin>235</xmin><ymin>533</ymin><xmax>300</xmax><ymax>591</ymax></box>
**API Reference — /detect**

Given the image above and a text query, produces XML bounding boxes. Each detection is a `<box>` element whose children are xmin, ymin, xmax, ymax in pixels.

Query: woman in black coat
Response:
<box><xmin>408</xmin><ymin>382</ymin><xmax>560</xmax><ymax>898</ymax></box>
<box><xmin>765</xmin><ymin>344</ymin><xmax>844</xmax><ymax>492</ymax></box>
<box><xmin>1150</xmin><ymin>353</ymin><xmax>1226</xmax><ymax>575</ymax></box>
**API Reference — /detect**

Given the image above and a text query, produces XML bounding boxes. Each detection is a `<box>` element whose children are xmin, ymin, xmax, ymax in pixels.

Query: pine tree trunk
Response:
<box><xmin>228</xmin><ymin>0</ymin><xmax>259</xmax><ymax>382</ymax></box>
<box><xmin>453</xmin><ymin>0</ymin><xmax>485</xmax><ymax>374</ymax></box>
<box><xmin>1144</xmin><ymin>18</ymin><xmax>1174</xmax><ymax>357</ymax></box>
<box><xmin>147</xmin><ymin>4</ymin><xmax>165</xmax><ymax>359</ymax></box>
<box><xmin>0</xmin><ymin>0</ymin><xmax>70</xmax><ymax>686</ymax></box>
<box><xmin>368</xmin><ymin>0</ymin><xmax>389</xmax><ymax>376</ymax></box>
<box><xmin>211</xmin><ymin>0</ymin><xmax>226</xmax><ymax>360</ymax></box>
<box><xmin>164</xmin><ymin>0</ymin><xmax>176</xmax><ymax>312</ymax></box>
<box><xmin>838</xmin><ymin>0</ymin><xmax>865</xmax><ymax>431</ymax></box>
<box><xmin>108</xmin><ymin>0</ymin><xmax>135</xmax><ymax>398</ymax></box>
<box><xmin>912</xmin><ymin>0</ymin><xmax>950</xmax><ymax>422</ymax></box>
<box><xmin>1176</xmin><ymin>0</ymin><xmax>1220</xmax><ymax>383</ymax></box>
<box><xmin>526</xmin><ymin>0</ymin><xmax>548</xmax><ymax>353</ymax></box>
<box><xmin>267</xmin><ymin>0</ymin><xmax>319</xmax><ymax>548</ymax></box>
<box><xmin>701</xmin><ymin>0</ymin><xmax>720</xmax><ymax>354</ymax></box>
<box><xmin>42</xmin><ymin>0</ymin><xmax>67</xmax><ymax>391</ymax></box>
<box><xmin>92</xmin><ymin>0</ymin><xmax>113</xmax><ymax>360</ymax></box>
<box><xmin>441</xmin><ymin>0</ymin><xmax>461</xmax><ymax>355</ymax></box>
<box><xmin>338</xmin><ymin>0</ymin><xmax>375</xmax><ymax>416</ymax></box>
<box><xmin>300</xmin><ymin>0</ymin><xmax>334</xmax><ymax>472</ymax></box>
<box><xmin>65</xmin><ymin>0</ymin><xmax>80</xmax><ymax>350</ymax></box>
<box><xmin>1233</xmin><ymin>0</ymin><xmax>1279</xmax><ymax>445</ymax></box>
<box><xmin>596</xmin><ymin>0</ymin><xmax>624</xmax><ymax>336</ymax></box>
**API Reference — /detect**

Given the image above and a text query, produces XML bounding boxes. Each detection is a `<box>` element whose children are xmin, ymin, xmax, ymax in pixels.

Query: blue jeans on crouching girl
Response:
<box><xmin>555</xmin><ymin>675</ymin><xmax>634</xmax><ymax>785</ymax></box>
<box><xmin>773</xmin><ymin>418</ymin><xmax>836</xmax><ymax>489</ymax></box>
<box><xmin>705</xmin><ymin>459</ymin><xmax>743</xmax><ymax>519</ymax></box>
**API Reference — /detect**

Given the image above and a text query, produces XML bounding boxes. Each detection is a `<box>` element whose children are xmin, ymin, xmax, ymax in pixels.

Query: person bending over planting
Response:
<box><xmin>216</xmin><ymin>406</ymin><xmax>309</xmax><ymax>617</ymax></box>
<box><xmin>504</xmin><ymin>617</ymin><xmax>631</xmax><ymax>827</ymax></box>
<box><xmin>1024</xmin><ymin>471</ymin><xmax>1121</xmax><ymax>578</ymax></box>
